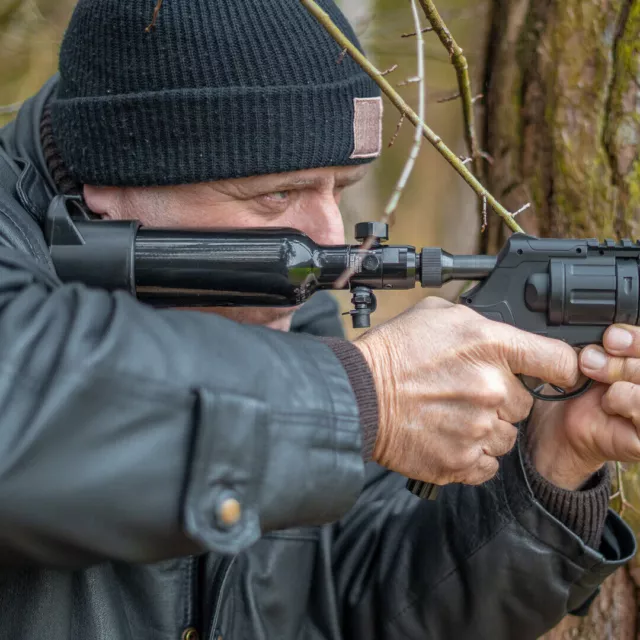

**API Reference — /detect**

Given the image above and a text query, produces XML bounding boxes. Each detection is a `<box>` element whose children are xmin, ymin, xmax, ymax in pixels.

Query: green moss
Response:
<box><xmin>625</xmin><ymin>158</ymin><xmax>640</xmax><ymax>217</ymax></box>
<box><xmin>539</xmin><ymin>0</ymin><xmax>627</xmax><ymax>236</ymax></box>
<box><xmin>601</xmin><ymin>1</ymin><xmax>640</xmax><ymax>234</ymax></box>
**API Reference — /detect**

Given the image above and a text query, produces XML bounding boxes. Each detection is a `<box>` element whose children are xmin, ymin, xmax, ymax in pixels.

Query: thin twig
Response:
<box><xmin>397</xmin><ymin>76</ymin><xmax>420</xmax><ymax>87</ymax></box>
<box><xmin>480</xmin><ymin>194</ymin><xmax>487</xmax><ymax>233</ymax></box>
<box><xmin>610</xmin><ymin>462</ymin><xmax>640</xmax><ymax>519</ymax></box>
<box><xmin>401</xmin><ymin>26</ymin><xmax>434</xmax><ymax>37</ymax></box>
<box><xmin>383</xmin><ymin>0</ymin><xmax>426</xmax><ymax>223</ymax></box>
<box><xmin>145</xmin><ymin>0</ymin><xmax>163</xmax><ymax>32</ymax></box>
<box><xmin>437</xmin><ymin>92</ymin><xmax>484</xmax><ymax>105</ymax></box>
<box><xmin>416</xmin><ymin>0</ymin><xmax>479</xmax><ymax>170</ymax></box>
<box><xmin>334</xmin><ymin>0</ymin><xmax>426</xmax><ymax>290</ymax></box>
<box><xmin>511</xmin><ymin>203</ymin><xmax>531</xmax><ymax>218</ymax></box>
<box><xmin>0</xmin><ymin>102</ymin><xmax>23</xmax><ymax>115</ymax></box>
<box><xmin>299</xmin><ymin>0</ymin><xmax>524</xmax><ymax>233</ymax></box>
<box><xmin>380</xmin><ymin>64</ymin><xmax>399</xmax><ymax>76</ymax></box>
<box><xmin>337</xmin><ymin>47</ymin><xmax>348</xmax><ymax>64</ymax></box>
<box><xmin>388</xmin><ymin>114</ymin><xmax>406</xmax><ymax>148</ymax></box>
<box><xmin>437</xmin><ymin>93</ymin><xmax>461</xmax><ymax>104</ymax></box>
<box><xmin>479</xmin><ymin>150</ymin><xmax>494</xmax><ymax>165</ymax></box>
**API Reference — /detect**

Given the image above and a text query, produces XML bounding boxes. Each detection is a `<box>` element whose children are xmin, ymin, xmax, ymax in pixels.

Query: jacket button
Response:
<box><xmin>181</xmin><ymin>628</ymin><xmax>199</xmax><ymax>640</ymax></box>
<box><xmin>217</xmin><ymin>496</ymin><xmax>242</xmax><ymax>528</ymax></box>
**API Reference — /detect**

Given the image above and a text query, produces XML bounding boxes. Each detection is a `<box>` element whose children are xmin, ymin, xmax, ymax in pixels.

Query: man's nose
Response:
<box><xmin>296</xmin><ymin>193</ymin><xmax>346</xmax><ymax>246</ymax></box>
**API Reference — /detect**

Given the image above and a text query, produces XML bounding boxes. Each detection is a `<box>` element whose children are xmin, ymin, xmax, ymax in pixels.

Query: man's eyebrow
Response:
<box><xmin>270</xmin><ymin>177</ymin><xmax>324</xmax><ymax>190</ymax></box>
<box><xmin>236</xmin><ymin>176</ymin><xmax>321</xmax><ymax>194</ymax></box>
<box><xmin>247</xmin><ymin>169</ymin><xmax>369</xmax><ymax>194</ymax></box>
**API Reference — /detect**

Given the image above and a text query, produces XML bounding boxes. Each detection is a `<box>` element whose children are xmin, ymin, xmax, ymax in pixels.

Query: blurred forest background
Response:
<box><xmin>1</xmin><ymin>0</ymin><xmax>640</xmax><ymax>637</ymax></box>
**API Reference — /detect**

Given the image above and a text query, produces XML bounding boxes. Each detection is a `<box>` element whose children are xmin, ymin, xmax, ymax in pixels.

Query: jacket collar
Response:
<box><xmin>1</xmin><ymin>75</ymin><xmax>60</xmax><ymax>223</ymax></box>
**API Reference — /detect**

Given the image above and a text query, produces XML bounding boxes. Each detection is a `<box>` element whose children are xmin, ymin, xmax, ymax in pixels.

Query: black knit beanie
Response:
<box><xmin>49</xmin><ymin>0</ymin><xmax>383</xmax><ymax>187</ymax></box>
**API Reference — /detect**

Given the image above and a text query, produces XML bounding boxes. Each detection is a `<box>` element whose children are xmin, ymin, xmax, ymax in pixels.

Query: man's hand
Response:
<box><xmin>354</xmin><ymin>297</ymin><xmax>579</xmax><ymax>486</ymax></box>
<box><xmin>528</xmin><ymin>324</ymin><xmax>640</xmax><ymax>490</ymax></box>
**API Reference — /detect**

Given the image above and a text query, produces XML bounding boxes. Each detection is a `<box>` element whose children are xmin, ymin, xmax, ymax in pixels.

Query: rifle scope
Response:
<box><xmin>46</xmin><ymin>196</ymin><xmax>495</xmax><ymax>328</ymax></box>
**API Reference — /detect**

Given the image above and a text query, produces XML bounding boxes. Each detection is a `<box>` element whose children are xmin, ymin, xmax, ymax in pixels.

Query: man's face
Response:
<box><xmin>84</xmin><ymin>165</ymin><xmax>369</xmax><ymax>330</ymax></box>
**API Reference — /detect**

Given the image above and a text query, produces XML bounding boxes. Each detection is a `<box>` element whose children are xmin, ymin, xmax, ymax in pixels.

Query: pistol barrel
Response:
<box><xmin>419</xmin><ymin>249</ymin><xmax>496</xmax><ymax>287</ymax></box>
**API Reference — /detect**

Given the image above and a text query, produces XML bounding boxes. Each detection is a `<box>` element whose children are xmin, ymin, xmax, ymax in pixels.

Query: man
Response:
<box><xmin>0</xmin><ymin>0</ymin><xmax>636</xmax><ymax>638</ymax></box>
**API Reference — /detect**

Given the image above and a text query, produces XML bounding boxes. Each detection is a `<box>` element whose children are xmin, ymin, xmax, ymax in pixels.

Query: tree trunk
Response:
<box><xmin>482</xmin><ymin>0</ymin><xmax>640</xmax><ymax>637</ymax></box>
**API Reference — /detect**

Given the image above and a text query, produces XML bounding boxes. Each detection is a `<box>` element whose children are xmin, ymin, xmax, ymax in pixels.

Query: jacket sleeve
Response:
<box><xmin>0</xmin><ymin>246</ymin><xmax>364</xmax><ymax>568</ymax></box>
<box><xmin>329</xmin><ymin>442</ymin><xmax>636</xmax><ymax>640</ymax></box>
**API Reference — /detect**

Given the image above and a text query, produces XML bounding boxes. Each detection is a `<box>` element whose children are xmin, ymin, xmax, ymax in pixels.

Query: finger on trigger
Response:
<box><xmin>504</xmin><ymin>328</ymin><xmax>579</xmax><ymax>390</ymax></box>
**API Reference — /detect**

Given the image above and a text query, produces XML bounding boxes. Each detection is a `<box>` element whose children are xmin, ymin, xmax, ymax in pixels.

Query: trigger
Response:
<box><xmin>518</xmin><ymin>375</ymin><xmax>593</xmax><ymax>402</ymax></box>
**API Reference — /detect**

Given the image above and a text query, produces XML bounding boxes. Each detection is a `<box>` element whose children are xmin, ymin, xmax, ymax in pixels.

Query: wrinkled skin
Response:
<box><xmin>85</xmin><ymin>170</ymin><xmax>640</xmax><ymax>488</ymax></box>
<box><xmin>355</xmin><ymin>297</ymin><xmax>577</xmax><ymax>485</ymax></box>
<box><xmin>530</xmin><ymin>326</ymin><xmax>640</xmax><ymax>489</ymax></box>
<box><xmin>85</xmin><ymin>166</ymin><xmax>363</xmax><ymax>330</ymax></box>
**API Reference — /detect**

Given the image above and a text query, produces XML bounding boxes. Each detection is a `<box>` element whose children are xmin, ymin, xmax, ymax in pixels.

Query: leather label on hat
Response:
<box><xmin>350</xmin><ymin>97</ymin><xmax>383</xmax><ymax>159</ymax></box>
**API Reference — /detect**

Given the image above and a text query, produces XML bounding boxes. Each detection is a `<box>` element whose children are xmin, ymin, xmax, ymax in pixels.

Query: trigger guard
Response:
<box><xmin>518</xmin><ymin>375</ymin><xmax>593</xmax><ymax>402</ymax></box>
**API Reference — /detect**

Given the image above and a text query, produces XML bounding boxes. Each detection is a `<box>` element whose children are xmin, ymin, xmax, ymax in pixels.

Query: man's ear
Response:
<box><xmin>83</xmin><ymin>185</ymin><xmax>120</xmax><ymax>219</ymax></box>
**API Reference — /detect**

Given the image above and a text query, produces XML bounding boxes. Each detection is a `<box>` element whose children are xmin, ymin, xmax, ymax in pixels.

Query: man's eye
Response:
<box><xmin>265</xmin><ymin>191</ymin><xmax>290</xmax><ymax>201</ymax></box>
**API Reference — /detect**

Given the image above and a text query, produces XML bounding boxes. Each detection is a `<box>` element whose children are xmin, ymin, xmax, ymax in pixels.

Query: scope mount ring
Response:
<box><xmin>519</xmin><ymin>376</ymin><xmax>593</xmax><ymax>402</ymax></box>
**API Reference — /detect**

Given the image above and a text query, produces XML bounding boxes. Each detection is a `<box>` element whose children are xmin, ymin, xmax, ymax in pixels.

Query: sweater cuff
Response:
<box><xmin>520</xmin><ymin>436</ymin><xmax>610</xmax><ymax>549</ymax></box>
<box><xmin>317</xmin><ymin>338</ymin><xmax>379</xmax><ymax>462</ymax></box>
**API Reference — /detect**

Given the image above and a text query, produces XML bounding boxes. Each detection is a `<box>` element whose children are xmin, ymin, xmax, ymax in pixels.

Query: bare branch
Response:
<box><xmin>611</xmin><ymin>462</ymin><xmax>640</xmax><ymax>519</ymax></box>
<box><xmin>437</xmin><ymin>92</ymin><xmax>460</xmax><ymax>104</ymax></box>
<box><xmin>436</xmin><ymin>93</ymin><xmax>482</xmax><ymax>106</ymax></box>
<box><xmin>334</xmin><ymin>0</ymin><xmax>427</xmax><ymax>290</ymax></box>
<box><xmin>299</xmin><ymin>0</ymin><xmax>524</xmax><ymax>233</ymax></box>
<box><xmin>511</xmin><ymin>202</ymin><xmax>531</xmax><ymax>218</ymax></box>
<box><xmin>416</xmin><ymin>0</ymin><xmax>479</xmax><ymax>170</ymax></box>
<box><xmin>388</xmin><ymin>114</ymin><xmax>406</xmax><ymax>148</ymax></box>
<box><xmin>380</xmin><ymin>64</ymin><xmax>399</xmax><ymax>76</ymax></box>
<box><xmin>480</xmin><ymin>195</ymin><xmax>487</xmax><ymax>233</ymax></box>
<box><xmin>479</xmin><ymin>150</ymin><xmax>494</xmax><ymax>165</ymax></box>
<box><xmin>145</xmin><ymin>0</ymin><xmax>163</xmax><ymax>32</ymax></box>
<box><xmin>397</xmin><ymin>76</ymin><xmax>420</xmax><ymax>87</ymax></box>
<box><xmin>382</xmin><ymin>0</ymin><xmax>426</xmax><ymax>223</ymax></box>
<box><xmin>401</xmin><ymin>26</ymin><xmax>434</xmax><ymax>38</ymax></box>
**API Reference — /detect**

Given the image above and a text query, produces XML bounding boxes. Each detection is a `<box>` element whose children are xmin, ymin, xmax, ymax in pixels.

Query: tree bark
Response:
<box><xmin>482</xmin><ymin>0</ymin><xmax>640</xmax><ymax>637</ymax></box>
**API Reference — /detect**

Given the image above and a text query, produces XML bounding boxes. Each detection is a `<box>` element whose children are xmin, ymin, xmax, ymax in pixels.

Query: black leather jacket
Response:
<box><xmin>0</xmin><ymin>78</ymin><xmax>635</xmax><ymax>640</ymax></box>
